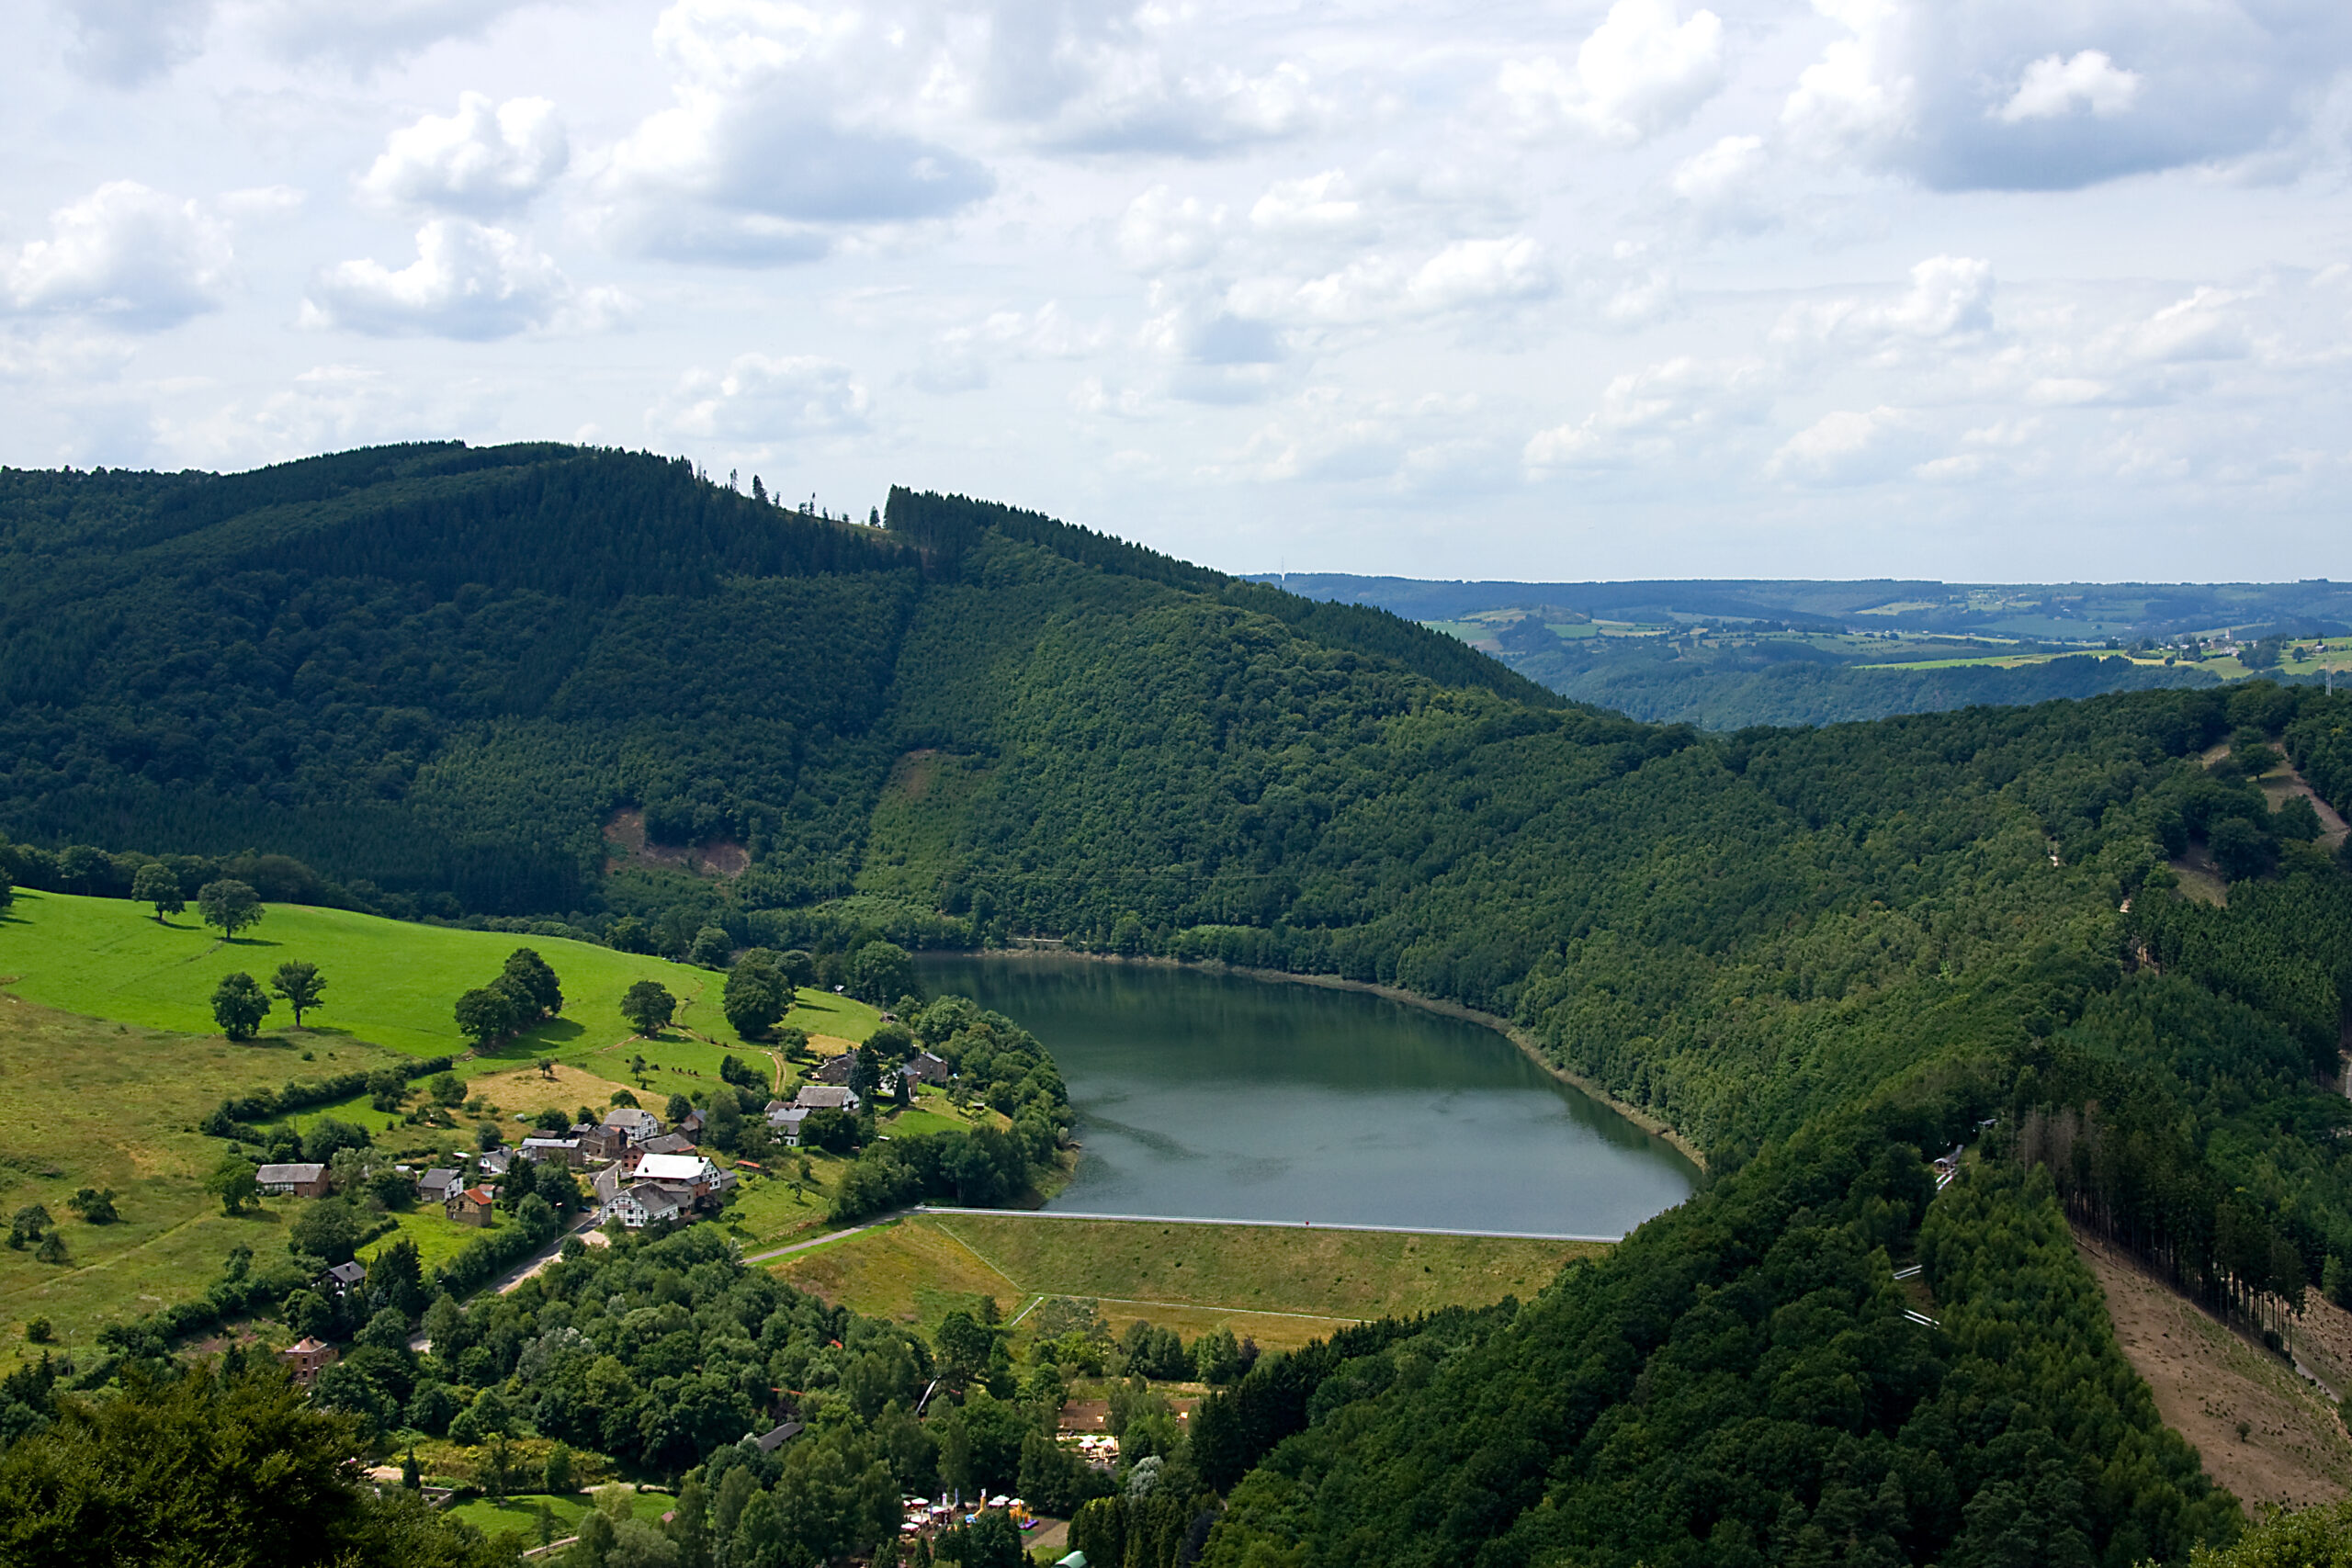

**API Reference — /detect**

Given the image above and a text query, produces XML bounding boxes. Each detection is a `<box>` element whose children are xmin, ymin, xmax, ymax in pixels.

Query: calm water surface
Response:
<box><xmin>915</xmin><ymin>955</ymin><xmax>1697</xmax><ymax>1238</ymax></box>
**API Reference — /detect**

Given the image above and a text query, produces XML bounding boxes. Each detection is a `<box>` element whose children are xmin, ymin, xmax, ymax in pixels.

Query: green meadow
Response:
<box><xmin>0</xmin><ymin>888</ymin><xmax>728</xmax><ymax>1059</ymax></box>
<box><xmin>0</xmin><ymin>889</ymin><xmax>902</xmax><ymax>1352</ymax></box>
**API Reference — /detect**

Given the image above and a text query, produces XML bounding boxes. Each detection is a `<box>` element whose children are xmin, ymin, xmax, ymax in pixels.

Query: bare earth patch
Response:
<box><xmin>2075</xmin><ymin>1225</ymin><xmax>2352</xmax><ymax>1509</ymax></box>
<box><xmin>601</xmin><ymin>807</ymin><xmax>749</xmax><ymax>878</ymax></box>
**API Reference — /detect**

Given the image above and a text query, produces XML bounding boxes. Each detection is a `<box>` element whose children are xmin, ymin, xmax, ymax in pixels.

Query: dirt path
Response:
<box><xmin>2074</xmin><ymin>1225</ymin><xmax>2352</xmax><ymax>1509</ymax></box>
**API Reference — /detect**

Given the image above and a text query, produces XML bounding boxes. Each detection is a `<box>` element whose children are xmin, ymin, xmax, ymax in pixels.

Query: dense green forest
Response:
<box><xmin>10</xmin><ymin>445</ymin><xmax>2352</xmax><ymax>1560</ymax></box>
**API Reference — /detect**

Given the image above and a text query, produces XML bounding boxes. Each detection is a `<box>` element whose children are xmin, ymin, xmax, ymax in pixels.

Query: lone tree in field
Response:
<box><xmin>454</xmin><ymin>987</ymin><xmax>519</xmax><ymax>1048</ymax></box>
<box><xmin>211</xmin><ymin>972</ymin><xmax>271</xmax><ymax>1041</ymax></box>
<box><xmin>502</xmin><ymin>949</ymin><xmax>564</xmax><ymax>1019</ymax></box>
<box><xmin>130</xmin><ymin>863</ymin><xmax>184</xmax><ymax>922</ymax></box>
<box><xmin>197</xmin><ymin>880</ymin><xmax>263</xmax><ymax>942</ymax></box>
<box><xmin>270</xmin><ymin>962</ymin><xmax>326</xmax><ymax>1027</ymax></box>
<box><xmin>205</xmin><ymin>1157</ymin><xmax>259</xmax><ymax>1215</ymax></box>
<box><xmin>620</xmin><ymin>980</ymin><xmax>676</xmax><ymax>1036</ymax></box>
<box><xmin>723</xmin><ymin>951</ymin><xmax>787</xmax><ymax>1040</ymax></box>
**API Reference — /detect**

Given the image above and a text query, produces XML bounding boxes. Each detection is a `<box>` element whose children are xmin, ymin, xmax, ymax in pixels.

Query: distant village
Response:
<box><xmin>266</xmin><ymin>1041</ymin><xmax>959</xmax><ymax>1380</ymax></box>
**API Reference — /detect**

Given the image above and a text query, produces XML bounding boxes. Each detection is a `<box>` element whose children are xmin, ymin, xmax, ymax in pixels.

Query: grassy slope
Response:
<box><xmin>0</xmin><ymin>891</ymin><xmax>899</xmax><ymax>1349</ymax></box>
<box><xmin>772</xmin><ymin>1213</ymin><xmax>1601</xmax><ymax>1352</ymax></box>
<box><xmin>0</xmin><ymin>991</ymin><xmax>412</xmax><ymax>1359</ymax></box>
<box><xmin>0</xmin><ymin>889</ymin><xmax>729</xmax><ymax>1059</ymax></box>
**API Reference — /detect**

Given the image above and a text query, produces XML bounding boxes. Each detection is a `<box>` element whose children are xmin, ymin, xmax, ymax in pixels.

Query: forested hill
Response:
<box><xmin>14</xmin><ymin>442</ymin><xmax>2352</xmax><ymax>1557</ymax></box>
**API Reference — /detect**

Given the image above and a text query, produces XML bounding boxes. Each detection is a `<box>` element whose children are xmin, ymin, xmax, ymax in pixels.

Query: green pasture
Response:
<box><xmin>0</xmin><ymin>890</ymin><xmax>885</xmax><ymax>1077</ymax></box>
<box><xmin>0</xmin><ymin>889</ymin><xmax>730</xmax><ymax>1060</ymax></box>
<box><xmin>440</xmin><ymin>1489</ymin><xmax>672</xmax><ymax>1540</ymax></box>
<box><xmin>0</xmin><ymin>990</ymin><xmax>415</xmax><ymax>1361</ymax></box>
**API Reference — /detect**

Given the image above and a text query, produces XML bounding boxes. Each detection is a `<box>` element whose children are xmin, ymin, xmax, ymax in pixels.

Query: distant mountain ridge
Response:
<box><xmin>1252</xmin><ymin>570</ymin><xmax>2351</xmax><ymax>728</ymax></box>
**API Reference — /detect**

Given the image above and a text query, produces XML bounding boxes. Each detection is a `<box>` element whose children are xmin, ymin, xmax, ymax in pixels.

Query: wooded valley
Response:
<box><xmin>6</xmin><ymin>442</ymin><xmax>2352</xmax><ymax>1563</ymax></box>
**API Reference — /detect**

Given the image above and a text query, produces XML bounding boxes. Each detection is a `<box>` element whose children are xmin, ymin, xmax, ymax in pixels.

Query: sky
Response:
<box><xmin>5</xmin><ymin>0</ymin><xmax>2351</xmax><ymax>582</ymax></box>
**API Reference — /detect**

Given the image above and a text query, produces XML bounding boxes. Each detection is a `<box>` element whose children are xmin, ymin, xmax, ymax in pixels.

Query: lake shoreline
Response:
<box><xmin>949</xmin><ymin>947</ymin><xmax>1708</xmax><ymax>1173</ymax></box>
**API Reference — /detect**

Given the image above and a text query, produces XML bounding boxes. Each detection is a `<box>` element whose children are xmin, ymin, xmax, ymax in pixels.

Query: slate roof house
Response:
<box><xmin>255</xmin><ymin>1162</ymin><xmax>330</xmax><ymax>1199</ymax></box>
<box><xmin>520</xmin><ymin>1136</ymin><xmax>585</xmax><ymax>1168</ymax></box>
<box><xmin>766</xmin><ymin>1105</ymin><xmax>810</xmax><ymax>1146</ymax></box>
<box><xmin>573</xmin><ymin>1122</ymin><xmax>631</xmax><ymax>1162</ymax></box>
<box><xmin>899</xmin><ymin>1051</ymin><xmax>951</xmax><ymax>1086</ymax></box>
<box><xmin>322</xmin><ymin>1260</ymin><xmax>368</xmax><ymax>1293</ymax></box>
<box><xmin>608</xmin><ymin>1182</ymin><xmax>690</xmax><ymax>1229</ymax></box>
<box><xmin>794</xmin><ymin>1085</ymin><xmax>860</xmax><ymax>1113</ymax></box>
<box><xmin>415</xmin><ymin>1168</ymin><xmax>462</xmax><ymax>1204</ymax></box>
<box><xmin>604</xmin><ymin>1107</ymin><xmax>662</xmax><ymax>1145</ymax></box>
<box><xmin>809</xmin><ymin>1052</ymin><xmax>860</xmax><ymax>1087</ymax></box>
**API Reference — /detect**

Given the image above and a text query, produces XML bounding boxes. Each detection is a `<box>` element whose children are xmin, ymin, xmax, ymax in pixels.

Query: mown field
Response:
<box><xmin>770</xmin><ymin>1212</ymin><xmax>1603</xmax><ymax>1352</ymax></box>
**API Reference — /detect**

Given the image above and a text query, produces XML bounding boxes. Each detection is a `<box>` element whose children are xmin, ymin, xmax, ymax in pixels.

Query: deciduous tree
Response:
<box><xmin>271</xmin><ymin>962</ymin><xmax>326</xmax><ymax>1027</ymax></box>
<box><xmin>211</xmin><ymin>972</ymin><xmax>272</xmax><ymax>1041</ymax></box>
<box><xmin>196</xmin><ymin>879</ymin><xmax>263</xmax><ymax>941</ymax></box>
<box><xmin>130</xmin><ymin>863</ymin><xmax>184</xmax><ymax>922</ymax></box>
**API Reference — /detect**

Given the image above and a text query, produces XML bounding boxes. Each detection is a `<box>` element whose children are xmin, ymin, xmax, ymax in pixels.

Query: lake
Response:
<box><xmin>914</xmin><ymin>954</ymin><xmax>1698</xmax><ymax>1238</ymax></box>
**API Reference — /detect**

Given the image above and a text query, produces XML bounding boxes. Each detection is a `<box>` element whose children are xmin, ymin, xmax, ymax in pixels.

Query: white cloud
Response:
<box><xmin>1499</xmin><ymin>0</ymin><xmax>1726</xmax><ymax>145</ymax></box>
<box><xmin>597</xmin><ymin>0</ymin><xmax>992</xmax><ymax>264</ymax></box>
<box><xmin>1671</xmin><ymin>135</ymin><xmax>1769</xmax><ymax>217</ymax></box>
<box><xmin>360</xmin><ymin>94</ymin><xmax>569</xmax><ymax>215</ymax></box>
<box><xmin>1768</xmin><ymin>404</ymin><xmax>1921</xmax><ymax>483</ymax></box>
<box><xmin>1117</xmin><ymin>186</ymin><xmax>1227</xmax><ymax>273</ymax></box>
<box><xmin>1231</xmin><ymin>237</ymin><xmax>1554</xmax><ymax>328</ymax></box>
<box><xmin>1775</xmin><ymin>254</ymin><xmax>1996</xmax><ymax>351</ymax></box>
<box><xmin>915</xmin><ymin>302</ymin><xmax>1106</xmax><ymax>393</ymax></box>
<box><xmin>304</xmin><ymin>220</ymin><xmax>623</xmax><ymax>340</ymax></box>
<box><xmin>1994</xmin><ymin>51</ymin><xmax>2142</xmax><ymax>124</ymax></box>
<box><xmin>238</xmin><ymin>0</ymin><xmax>544</xmax><ymax>70</ymax></box>
<box><xmin>1781</xmin><ymin>0</ymin><xmax>2352</xmax><ymax>190</ymax></box>
<box><xmin>57</xmin><ymin>0</ymin><xmax>213</xmax><ymax>85</ymax></box>
<box><xmin>960</xmin><ymin>0</ymin><xmax>1323</xmax><ymax>155</ymax></box>
<box><xmin>1526</xmin><ymin>355</ymin><xmax>1769</xmax><ymax>469</ymax></box>
<box><xmin>4</xmin><ymin>181</ymin><xmax>231</xmax><ymax>328</ymax></box>
<box><xmin>1250</xmin><ymin>171</ymin><xmax>1373</xmax><ymax>243</ymax></box>
<box><xmin>649</xmin><ymin>352</ymin><xmax>870</xmax><ymax>441</ymax></box>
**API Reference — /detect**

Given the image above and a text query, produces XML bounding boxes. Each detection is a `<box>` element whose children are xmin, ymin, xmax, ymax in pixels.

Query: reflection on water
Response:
<box><xmin>915</xmin><ymin>955</ymin><xmax>1698</xmax><ymax>1238</ymax></box>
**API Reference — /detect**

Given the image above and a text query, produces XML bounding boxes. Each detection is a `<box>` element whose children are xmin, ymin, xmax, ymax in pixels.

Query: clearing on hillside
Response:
<box><xmin>2075</xmin><ymin>1226</ymin><xmax>2352</xmax><ymax>1509</ymax></box>
<box><xmin>770</xmin><ymin>1212</ymin><xmax>1601</xmax><ymax>1351</ymax></box>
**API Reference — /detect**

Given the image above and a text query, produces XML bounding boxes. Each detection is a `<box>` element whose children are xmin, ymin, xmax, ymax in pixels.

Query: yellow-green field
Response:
<box><xmin>0</xmin><ymin>891</ymin><xmax>906</xmax><ymax>1354</ymax></box>
<box><xmin>0</xmin><ymin>991</ymin><xmax>417</xmax><ymax>1360</ymax></box>
<box><xmin>771</xmin><ymin>1213</ymin><xmax>1602</xmax><ymax>1352</ymax></box>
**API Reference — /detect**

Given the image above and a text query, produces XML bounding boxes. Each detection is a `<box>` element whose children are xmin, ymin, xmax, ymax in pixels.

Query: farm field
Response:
<box><xmin>770</xmin><ymin>1212</ymin><xmax>1604</xmax><ymax>1352</ymax></box>
<box><xmin>0</xmin><ymin>990</ymin><xmax>416</xmax><ymax>1362</ymax></box>
<box><xmin>0</xmin><ymin>888</ymin><xmax>728</xmax><ymax>1059</ymax></box>
<box><xmin>0</xmin><ymin>892</ymin><xmax>913</xmax><ymax>1356</ymax></box>
<box><xmin>0</xmin><ymin>889</ymin><xmax>889</xmax><ymax>1134</ymax></box>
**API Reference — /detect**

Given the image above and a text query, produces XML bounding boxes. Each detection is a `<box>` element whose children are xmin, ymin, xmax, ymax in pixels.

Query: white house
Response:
<box><xmin>767</xmin><ymin>1105</ymin><xmax>810</xmax><ymax>1147</ymax></box>
<box><xmin>630</xmin><ymin>1151</ymin><xmax>736</xmax><ymax>1197</ymax></box>
<box><xmin>608</xmin><ymin>1182</ymin><xmax>690</xmax><ymax>1229</ymax></box>
<box><xmin>604</xmin><ymin>1107</ymin><xmax>662</xmax><ymax>1145</ymax></box>
<box><xmin>591</xmin><ymin>1163</ymin><xmax>623</xmax><ymax>1207</ymax></box>
<box><xmin>793</xmin><ymin>1084</ymin><xmax>860</xmax><ymax>1113</ymax></box>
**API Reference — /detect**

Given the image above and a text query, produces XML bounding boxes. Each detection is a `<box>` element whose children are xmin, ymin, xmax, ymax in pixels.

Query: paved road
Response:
<box><xmin>909</xmin><ymin>1205</ymin><xmax>1620</xmax><ymax>1243</ymax></box>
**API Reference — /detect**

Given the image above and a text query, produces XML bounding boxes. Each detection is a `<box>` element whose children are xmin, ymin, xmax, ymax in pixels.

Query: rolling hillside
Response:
<box><xmin>8</xmin><ymin>445</ymin><xmax>2352</xmax><ymax>1557</ymax></box>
